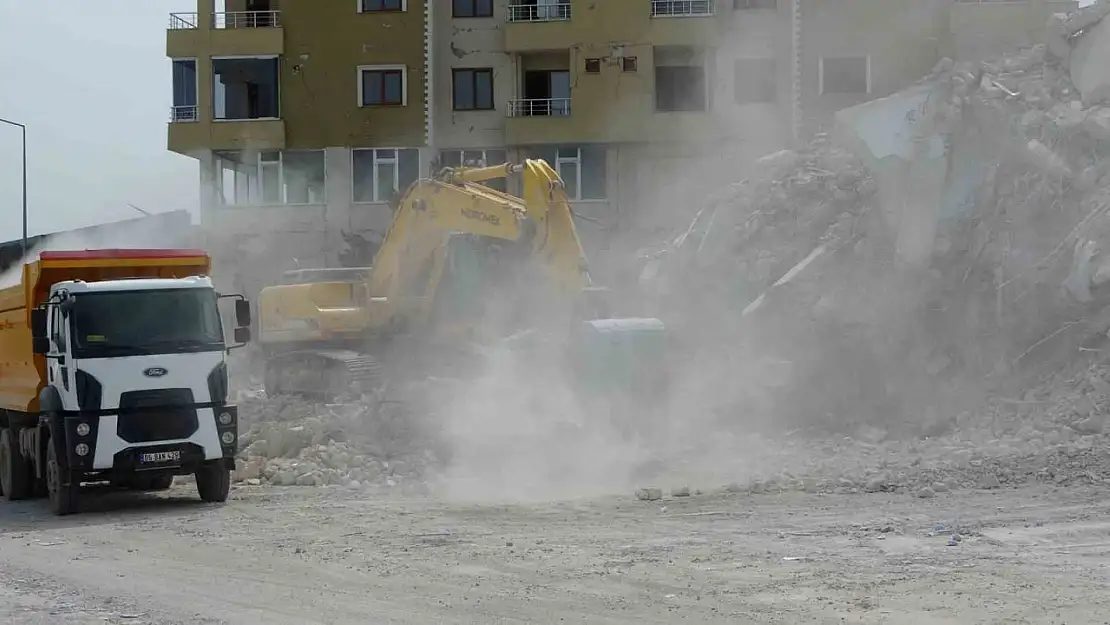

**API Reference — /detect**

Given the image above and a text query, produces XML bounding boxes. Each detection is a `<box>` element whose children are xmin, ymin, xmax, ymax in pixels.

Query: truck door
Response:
<box><xmin>48</xmin><ymin>307</ymin><xmax>72</xmax><ymax>401</ymax></box>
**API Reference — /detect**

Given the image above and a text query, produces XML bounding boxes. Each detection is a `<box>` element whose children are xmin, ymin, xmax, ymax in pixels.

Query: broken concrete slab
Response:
<box><xmin>1070</xmin><ymin>7</ymin><xmax>1110</xmax><ymax>106</ymax></box>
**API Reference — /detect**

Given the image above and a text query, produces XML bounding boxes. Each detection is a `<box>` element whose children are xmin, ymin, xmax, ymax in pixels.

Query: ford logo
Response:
<box><xmin>143</xmin><ymin>367</ymin><xmax>168</xmax><ymax>378</ymax></box>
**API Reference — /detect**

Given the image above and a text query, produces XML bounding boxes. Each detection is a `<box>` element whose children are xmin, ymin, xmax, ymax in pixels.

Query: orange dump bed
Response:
<box><xmin>0</xmin><ymin>248</ymin><xmax>211</xmax><ymax>414</ymax></box>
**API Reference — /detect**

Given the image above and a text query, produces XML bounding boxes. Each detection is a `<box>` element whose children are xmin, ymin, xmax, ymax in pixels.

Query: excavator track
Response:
<box><xmin>264</xmin><ymin>349</ymin><xmax>386</xmax><ymax>401</ymax></box>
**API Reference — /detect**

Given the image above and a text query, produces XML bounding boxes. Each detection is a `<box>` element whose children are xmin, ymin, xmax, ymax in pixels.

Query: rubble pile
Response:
<box><xmin>229</xmin><ymin>390</ymin><xmax>443</xmax><ymax>491</ymax></box>
<box><xmin>650</xmin><ymin>0</ymin><xmax>1110</xmax><ymax>440</ymax></box>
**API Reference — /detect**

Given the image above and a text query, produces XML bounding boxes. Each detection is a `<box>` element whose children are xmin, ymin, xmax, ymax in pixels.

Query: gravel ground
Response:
<box><xmin>2</xmin><ymin>480</ymin><xmax>1110</xmax><ymax>624</ymax></box>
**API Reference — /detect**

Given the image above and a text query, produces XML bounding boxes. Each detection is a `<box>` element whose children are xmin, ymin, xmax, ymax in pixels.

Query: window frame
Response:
<box><xmin>351</xmin><ymin>148</ymin><xmax>421</xmax><ymax>204</ymax></box>
<box><xmin>171</xmin><ymin>57</ymin><xmax>199</xmax><ymax>121</ymax></box>
<box><xmin>452</xmin><ymin>0</ymin><xmax>493</xmax><ymax>17</ymax></box>
<box><xmin>818</xmin><ymin>55</ymin><xmax>871</xmax><ymax>95</ymax></box>
<box><xmin>357</xmin><ymin>0</ymin><xmax>406</xmax><ymax>12</ymax></box>
<box><xmin>256</xmin><ymin>150</ymin><xmax>328</xmax><ymax>206</ymax></box>
<box><xmin>452</xmin><ymin>68</ymin><xmax>495</xmax><ymax>111</ymax></box>
<box><xmin>211</xmin><ymin>54</ymin><xmax>281</xmax><ymax>121</ymax></box>
<box><xmin>358</xmin><ymin>65</ymin><xmax>408</xmax><ymax>107</ymax></box>
<box><xmin>654</xmin><ymin>64</ymin><xmax>708</xmax><ymax>112</ymax></box>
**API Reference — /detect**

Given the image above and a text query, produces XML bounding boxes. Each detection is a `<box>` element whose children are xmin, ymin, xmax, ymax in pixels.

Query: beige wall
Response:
<box><xmin>433</xmin><ymin>1</ymin><xmax>513</xmax><ymax>150</ymax></box>
<box><xmin>168</xmin><ymin>0</ymin><xmax>428</xmax><ymax>156</ymax></box>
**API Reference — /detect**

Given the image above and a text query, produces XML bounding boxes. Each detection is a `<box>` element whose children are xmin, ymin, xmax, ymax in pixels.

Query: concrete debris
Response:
<box><xmin>635</xmin><ymin>488</ymin><xmax>663</xmax><ymax>501</ymax></box>
<box><xmin>231</xmin><ymin>392</ymin><xmax>440</xmax><ymax>491</ymax></box>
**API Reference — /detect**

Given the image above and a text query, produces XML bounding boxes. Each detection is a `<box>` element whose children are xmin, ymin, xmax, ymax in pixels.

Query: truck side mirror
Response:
<box><xmin>233</xmin><ymin>326</ymin><xmax>251</xmax><ymax>344</ymax></box>
<box><xmin>30</xmin><ymin>308</ymin><xmax>47</xmax><ymax>339</ymax></box>
<box><xmin>235</xmin><ymin>300</ymin><xmax>251</xmax><ymax>327</ymax></box>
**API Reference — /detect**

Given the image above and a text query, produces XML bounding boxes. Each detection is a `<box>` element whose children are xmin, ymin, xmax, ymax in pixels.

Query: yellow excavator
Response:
<box><xmin>256</xmin><ymin>159</ymin><xmax>668</xmax><ymax>416</ymax></box>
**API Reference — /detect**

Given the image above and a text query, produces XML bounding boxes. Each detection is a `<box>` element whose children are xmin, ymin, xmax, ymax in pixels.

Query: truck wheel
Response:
<box><xmin>0</xmin><ymin>429</ymin><xmax>31</xmax><ymax>501</ymax></box>
<box><xmin>195</xmin><ymin>464</ymin><xmax>230</xmax><ymax>503</ymax></box>
<box><xmin>46</xmin><ymin>443</ymin><xmax>79</xmax><ymax>516</ymax></box>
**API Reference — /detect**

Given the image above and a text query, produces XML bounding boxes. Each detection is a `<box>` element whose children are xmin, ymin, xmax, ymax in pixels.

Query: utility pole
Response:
<box><xmin>0</xmin><ymin>117</ymin><xmax>27</xmax><ymax>258</ymax></box>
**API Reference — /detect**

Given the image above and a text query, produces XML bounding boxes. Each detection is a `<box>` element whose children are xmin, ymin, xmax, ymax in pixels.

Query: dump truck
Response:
<box><xmin>0</xmin><ymin>248</ymin><xmax>252</xmax><ymax>515</ymax></box>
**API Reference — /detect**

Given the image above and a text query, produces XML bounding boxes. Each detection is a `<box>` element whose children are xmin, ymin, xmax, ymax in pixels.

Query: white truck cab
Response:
<box><xmin>32</xmin><ymin>275</ymin><xmax>251</xmax><ymax>512</ymax></box>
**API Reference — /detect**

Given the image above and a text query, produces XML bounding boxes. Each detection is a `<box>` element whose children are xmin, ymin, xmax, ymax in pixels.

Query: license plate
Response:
<box><xmin>139</xmin><ymin>451</ymin><xmax>181</xmax><ymax>464</ymax></box>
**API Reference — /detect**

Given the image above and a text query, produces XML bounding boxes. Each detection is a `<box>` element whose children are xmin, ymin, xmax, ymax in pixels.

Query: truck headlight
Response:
<box><xmin>74</xmin><ymin>443</ymin><xmax>89</xmax><ymax>457</ymax></box>
<box><xmin>220</xmin><ymin>431</ymin><xmax>235</xmax><ymax>446</ymax></box>
<box><xmin>75</xmin><ymin>422</ymin><xmax>90</xmax><ymax>437</ymax></box>
<box><xmin>218</xmin><ymin>411</ymin><xmax>234</xmax><ymax>426</ymax></box>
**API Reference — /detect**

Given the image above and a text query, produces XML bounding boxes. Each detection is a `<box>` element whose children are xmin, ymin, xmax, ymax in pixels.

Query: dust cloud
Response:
<box><xmin>0</xmin><ymin>211</ymin><xmax>196</xmax><ymax>288</ymax></box>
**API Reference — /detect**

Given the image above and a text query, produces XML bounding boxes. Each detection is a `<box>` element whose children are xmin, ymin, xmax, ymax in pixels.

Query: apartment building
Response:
<box><xmin>165</xmin><ymin>0</ymin><xmax>1070</xmax><ymax>284</ymax></box>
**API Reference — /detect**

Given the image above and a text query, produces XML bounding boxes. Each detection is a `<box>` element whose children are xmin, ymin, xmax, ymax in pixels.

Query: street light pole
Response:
<box><xmin>0</xmin><ymin>117</ymin><xmax>26</xmax><ymax>258</ymax></box>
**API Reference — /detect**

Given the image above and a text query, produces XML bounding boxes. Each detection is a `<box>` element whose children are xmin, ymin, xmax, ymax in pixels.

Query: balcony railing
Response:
<box><xmin>507</xmin><ymin>2</ymin><xmax>571</xmax><ymax>22</ymax></box>
<box><xmin>213</xmin><ymin>10</ymin><xmax>281</xmax><ymax>28</ymax></box>
<box><xmin>168</xmin><ymin>12</ymin><xmax>198</xmax><ymax>29</ymax></box>
<box><xmin>508</xmin><ymin>98</ymin><xmax>571</xmax><ymax>117</ymax></box>
<box><xmin>170</xmin><ymin>105</ymin><xmax>198</xmax><ymax>122</ymax></box>
<box><xmin>651</xmin><ymin>0</ymin><xmax>715</xmax><ymax>17</ymax></box>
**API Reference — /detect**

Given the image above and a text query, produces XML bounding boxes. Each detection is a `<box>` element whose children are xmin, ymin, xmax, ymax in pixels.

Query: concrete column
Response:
<box><xmin>196</xmin><ymin>149</ymin><xmax>219</xmax><ymax>229</ymax></box>
<box><xmin>323</xmin><ymin>147</ymin><xmax>353</xmax><ymax>267</ymax></box>
<box><xmin>197</xmin><ymin>0</ymin><xmax>215</xmax><ymax>29</ymax></box>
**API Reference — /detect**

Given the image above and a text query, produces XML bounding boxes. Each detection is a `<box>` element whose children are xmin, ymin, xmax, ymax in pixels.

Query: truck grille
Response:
<box><xmin>116</xmin><ymin>388</ymin><xmax>199</xmax><ymax>444</ymax></box>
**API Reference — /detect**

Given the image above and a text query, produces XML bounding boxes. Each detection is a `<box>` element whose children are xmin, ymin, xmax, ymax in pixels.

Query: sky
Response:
<box><xmin>0</xmin><ymin>0</ymin><xmax>1097</xmax><ymax>243</ymax></box>
<box><xmin>0</xmin><ymin>0</ymin><xmax>198</xmax><ymax>242</ymax></box>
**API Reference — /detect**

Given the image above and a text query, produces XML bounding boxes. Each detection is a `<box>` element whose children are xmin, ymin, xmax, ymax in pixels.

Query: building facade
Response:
<box><xmin>166</xmin><ymin>0</ymin><xmax>1073</xmax><ymax>289</ymax></box>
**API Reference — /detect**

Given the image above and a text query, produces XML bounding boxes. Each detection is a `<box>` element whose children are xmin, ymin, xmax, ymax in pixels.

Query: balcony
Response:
<box><xmin>508</xmin><ymin>98</ymin><xmax>572</xmax><ymax>117</ymax></box>
<box><xmin>505</xmin><ymin>2</ymin><xmax>575</xmax><ymax>51</ymax></box>
<box><xmin>169</xmin><ymin>118</ymin><xmax>286</xmax><ymax>156</ymax></box>
<box><xmin>651</xmin><ymin>0</ymin><xmax>715</xmax><ymax>17</ymax></box>
<box><xmin>507</xmin><ymin>2</ymin><xmax>571</xmax><ymax>22</ymax></box>
<box><xmin>170</xmin><ymin>105</ymin><xmax>198</xmax><ymax>122</ymax></box>
<box><xmin>166</xmin><ymin>10</ymin><xmax>284</xmax><ymax>58</ymax></box>
<box><xmin>506</xmin><ymin>98</ymin><xmax>575</xmax><ymax>144</ymax></box>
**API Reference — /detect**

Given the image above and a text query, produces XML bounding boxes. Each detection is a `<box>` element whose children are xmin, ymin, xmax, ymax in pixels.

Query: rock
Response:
<box><xmin>864</xmin><ymin>477</ymin><xmax>886</xmax><ymax>493</ymax></box>
<box><xmin>671</xmin><ymin>486</ymin><xmax>691</xmax><ymax>497</ymax></box>
<box><xmin>635</xmin><ymin>488</ymin><xmax>663</xmax><ymax>501</ymax></box>
<box><xmin>978</xmin><ymin>473</ymin><xmax>1002</xmax><ymax>490</ymax></box>
<box><xmin>931</xmin><ymin>482</ymin><xmax>949</xmax><ymax>493</ymax></box>
<box><xmin>915</xmin><ymin>487</ymin><xmax>936</xmax><ymax>499</ymax></box>
<box><xmin>245</xmin><ymin>478</ymin><xmax>262</xmax><ymax>486</ymax></box>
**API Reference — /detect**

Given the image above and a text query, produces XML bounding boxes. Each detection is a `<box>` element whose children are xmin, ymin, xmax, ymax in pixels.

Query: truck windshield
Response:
<box><xmin>70</xmin><ymin>288</ymin><xmax>224</xmax><ymax>356</ymax></box>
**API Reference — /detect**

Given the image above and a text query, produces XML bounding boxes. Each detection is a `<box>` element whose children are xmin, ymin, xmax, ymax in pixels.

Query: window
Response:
<box><xmin>453</xmin><ymin>0</ymin><xmax>493</xmax><ymax>17</ymax></box>
<box><xmin>527</xmin><ymin>146</ymin><xmax>606</xmax><ymax>200</ymax></box>
<box><xmin>212</xmin><ymin>57</ymin><xmax>280</xmax><ymax>120</ymax></box>
<box><xmin>359</xmin><ymin>0</ymin><xmax>404</xmax><ymax>11</ymax></box>
<box><xmin>655</xmin><ymin>66</ymin><xmax>706</xmax><ymax>111</ymax></box>
<box><xmin>820</xmin><ymin>56</ymin><xmax>869</xmax><ymax>95</ymax></box>
<box><xmin>213</xmin><ymin>150</ymin><xmax>326</xmax><ymax>206</ymax></box>
<box><xmin>440</xmin><ymin>149</ymin><xmax>508</xmax><ymax>191</ymax></box>
<box><xmin>359</xmin><ymin>66</ymin><xmax>406</xmax><ymax>106</ymax></box>
<box><xmin>585</xmin><ymin>58</ymin><xmax>601</xmax><ymax>74</ymax></box>
<box><xmin>453</xmin><ymin>68</ymin><xmax>494</xmax><ymax>111</ymax></box>
<box><xmin>352</xmin><ymin>148</ymin><xmax>421</xmax><ymax>203</ymax></box>
<box><xmin>734</xmin><ymin>0</ymin><xmax>776</xmax><ymax>9</ymax></box>
<box><xmin>622</xmin><ymin>57</ymin><xmax>638</xmax><ymax>73</ymax></box>
<box><xmin>734</xmin><ymin>57</ymin><xmax>776</xmax><ymax>104</ymax></box>
<box><xmin>171</xmin><ymin>59</ymin><xmax>198</xmax><ymax>121</ymax></box>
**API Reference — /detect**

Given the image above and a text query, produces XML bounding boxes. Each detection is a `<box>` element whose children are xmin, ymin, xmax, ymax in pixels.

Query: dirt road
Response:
<box><xmin>1</xmin><ymin>483</ymin><xmax>1109</xmax><ymax>624</ymax></box>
